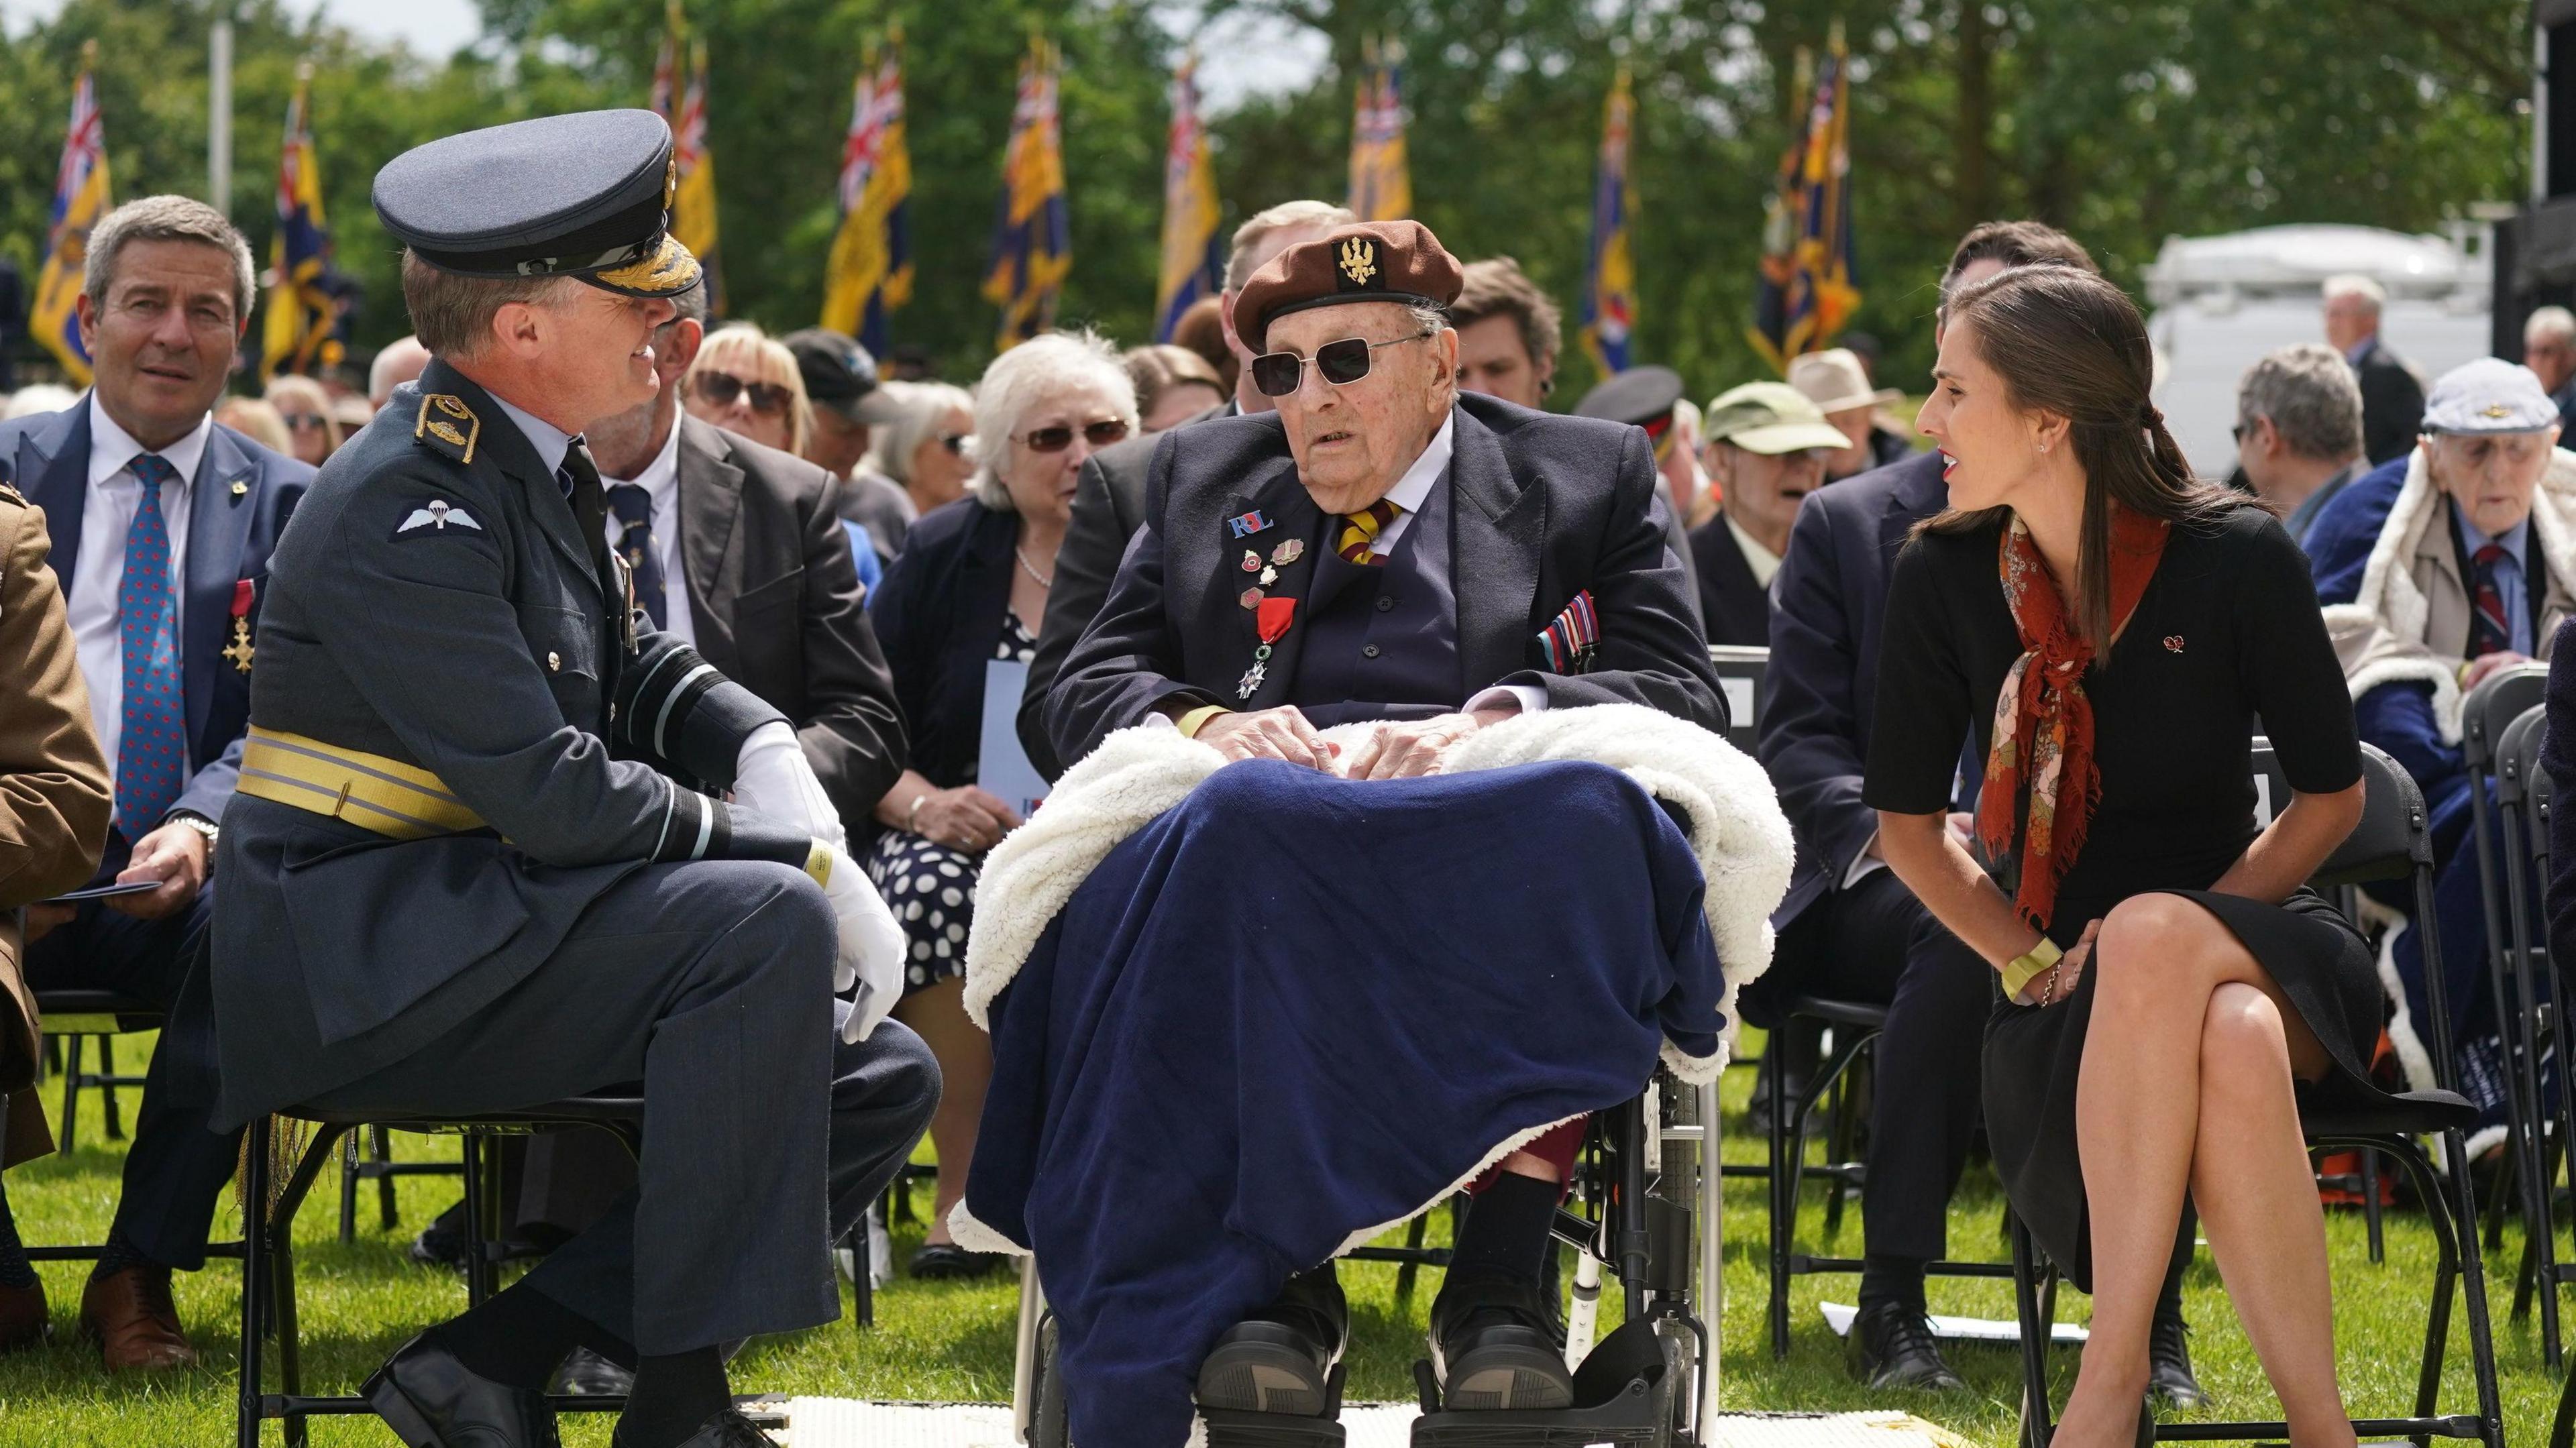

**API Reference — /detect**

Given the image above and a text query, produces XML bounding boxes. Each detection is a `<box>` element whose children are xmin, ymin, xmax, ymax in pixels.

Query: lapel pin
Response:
<box><xmin>1227</xmin><ymin>510</ymin><xmax>1273</xmax><ymax>539</ymax></box>
<box><xmin>1241</xmin><ymin>549</ymin><xmax>1261</xmax><ymax>573</ymax></box>
<box><xmin>229</xmin><ymin>479</ymin><xmax>249</xmax><ymax>498</ymax></box>
<box><xmin>1238</xmin><ymin>586</ymin><xmax>1265</xmax><ymax>610</ymax></box>
<box><xmin>2163</xmin><ymin>635</ymin><xmax>2185</xmax><ymax>653</ymax></box>
<box><xmin>1269</xmin><ymin>539</ymin><xmax>1305</xmax><ymax>565</ymax></box>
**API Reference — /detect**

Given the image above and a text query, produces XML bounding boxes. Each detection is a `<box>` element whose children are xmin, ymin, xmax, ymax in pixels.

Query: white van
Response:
<box><xmin>2145</xmin><ymin>223</ymin><xmax>2494</xmax><ymax>479</ymax></box>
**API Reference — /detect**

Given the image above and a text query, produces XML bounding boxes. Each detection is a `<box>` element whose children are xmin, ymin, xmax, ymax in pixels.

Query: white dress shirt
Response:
<box><xmin>71</xmin><ymin>394</ymin><xmax>211</xmax><ymax>786</ymax></box>
<box><xmin>599</xmin><ymin>420</ymin><xmax>694</xmax><ymax>645</ymax></box>
<box><xmin>1725</xmin><ymin>516</ymin><xmax>1782</xmax><ymax>588</ymax></box>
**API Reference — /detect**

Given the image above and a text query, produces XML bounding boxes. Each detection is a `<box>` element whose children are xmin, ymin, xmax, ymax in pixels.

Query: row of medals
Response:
<box><xmin>1234</xmin><ymin>537</ymin><xmax>1307</xmax><ymax>698</ymax></box>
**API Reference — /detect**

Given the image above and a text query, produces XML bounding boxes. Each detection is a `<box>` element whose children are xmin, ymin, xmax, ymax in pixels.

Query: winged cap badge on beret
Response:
<box><xmin>1339</xmin><ymin>237</ymin><xmax>1378</xmax><ymax>287</ymax></box>
<box><xmin>2483</xmin><ymin>404</ymin><xmax>2513</xmax><ymax>419</ymax></box>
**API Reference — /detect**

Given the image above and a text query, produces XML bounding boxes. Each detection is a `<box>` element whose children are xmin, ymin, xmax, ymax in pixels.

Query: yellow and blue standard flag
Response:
<box><xmin>261</xmin><ymin>64</ymin><xmax>343</xmax><ymax>383</ymax></box>
<box><xmin>983</xmin><ymin>36</ymin><xmax>1069</xmax><ymax>352</ymax></box>
<box><xmin>1155</xmin><ymin>53</ymin><xmax>1221</xmax><ymax>343</ymax></box>
<box><xmin>652</xmin><ymin>1</ymin><xmax>722</xmax><ymax>314</ymax></box>
<box><xmin>1580</xmin><ymin>64</ymin><xmax>1638</xmax><ymax>376</ymax></box>
<box><xmin>1751</xmin><ymin>25</ymin><xmax>1860</xmax><ymax>370</ymax></box>
<box><xmin>820</xmin><ymin>33</ymin><xmax>912</xmax><ymax>355</ymax></box>
<box><xmin>33</xmin><ymin>40</ymin><xmax>109</xmax><ymax>387</ymax></box>
<box><xmin>1346</xmin><ymin>38</ymin><xmax>1410</xmax><ymax>223</ymax></box>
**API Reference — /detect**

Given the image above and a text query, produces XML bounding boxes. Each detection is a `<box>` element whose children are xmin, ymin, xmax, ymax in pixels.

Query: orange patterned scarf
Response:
<box><xmin>1975</xmin><ymin>507</ymin><xmax>2170</xmax><ymax>931</ymax></box>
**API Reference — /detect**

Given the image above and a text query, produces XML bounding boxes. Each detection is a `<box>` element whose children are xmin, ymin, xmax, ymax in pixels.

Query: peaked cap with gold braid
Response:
<box><xmin>371</xmin><ymin>109</ymin><xmax>702</xmax><ymax>300</ymax></box>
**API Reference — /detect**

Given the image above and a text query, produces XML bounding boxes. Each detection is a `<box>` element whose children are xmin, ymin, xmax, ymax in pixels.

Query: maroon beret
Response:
<box><xmin>1230</xmin><ymin>220</ymin><xmax>1465</xmax><ymax>349</ymax></box>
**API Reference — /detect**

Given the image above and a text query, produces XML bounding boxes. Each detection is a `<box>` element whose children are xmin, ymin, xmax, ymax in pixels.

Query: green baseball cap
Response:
<box><xmin>1703</xmin><ymin>382</ymin><xmax>1851</xmax><ymax>456</ymax></box>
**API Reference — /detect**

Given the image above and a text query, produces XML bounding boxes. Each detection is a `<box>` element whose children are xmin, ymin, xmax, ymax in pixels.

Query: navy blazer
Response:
<box><xmin>0</xmin><ymin>402</ymin><xmax>310</xmax><ymax>836</ymax></box>
<box><xmin>1044</xmin><ymin>392</ymin><xmax>1722</xmax><ymax>767</ymax></box>
<box><xmin>1758</xmin><ymin>447</ymin><xmax>1947</xmax><ymax>930</ymax></box>
<box><xmin>868</xmin><ymin>496</ymin><xmax>1018</xmax><ymax>796</ymax></box>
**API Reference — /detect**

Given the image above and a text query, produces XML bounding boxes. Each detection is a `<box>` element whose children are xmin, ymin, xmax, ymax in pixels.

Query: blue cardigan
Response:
<box><xmin>867</xmin><ymin>496</ymin><xmax>1018</xmax><ymax>794</ymax></box>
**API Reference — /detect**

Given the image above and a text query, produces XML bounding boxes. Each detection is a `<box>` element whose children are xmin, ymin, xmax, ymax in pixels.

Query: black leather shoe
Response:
<box><xmin>2149</xmin><ymin>1308</ymin><xmax>2206</xmax><ymax>1410</ymax></box>
<box><xmin>612</xmin><ymin>1408</ymin><xmax>779</xmax><ymax>1447</ymax></box>
<box><xmin>1196</xmin><ymin>1266</ymin><xmax>1345</xmax><ymax>1415</ymax></box>
<box><xmin>363</xmin><ymin>1333</ymin><xmax>561</xmax><ymax>1448</ymax></box>
<box><xmin>1844</xmin><ymin>1301</ymin><xmax>1966</xmax><ymax>1392</ymax></box>
<box><xmin>547</xmin><ymin>1345</ymin><xmax>635</xmax><ymax>1398</ymax></box>
<box><xmin>1428</xmin><ymin>1271</ymin><xmax>1573</xmax><ymax>1410</ymax></box>
<box><xmin>408</xmin><ymin>1202</ymin><xmax>472</xmax><ymax>1274</ymax></box>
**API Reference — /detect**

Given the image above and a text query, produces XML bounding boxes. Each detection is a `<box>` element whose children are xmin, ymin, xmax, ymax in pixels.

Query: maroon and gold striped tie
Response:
<box><xmin>1335</xmin><ymin>499</ymin><xmax>1403</xmax><ymax>565</ymax></box>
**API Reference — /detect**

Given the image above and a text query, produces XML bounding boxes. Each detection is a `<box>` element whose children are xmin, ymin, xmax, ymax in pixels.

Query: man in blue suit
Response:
<box><xmin>0</xmin><ymin>197</ymin><xmax>308</xmax><ymax>1370</ymax></box>
<box><xmin>1759</xmin><ymin>220</ymin><xmax>2203</xmax><ymax>1406</ymax></box>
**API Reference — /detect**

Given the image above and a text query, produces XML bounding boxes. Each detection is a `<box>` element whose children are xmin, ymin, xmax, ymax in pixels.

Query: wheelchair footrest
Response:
<box><xmin>1409</xmin><ymin>1321</ymin><xmax>1676</xmax><ymax>1446</ymax></box>
<box><xmin>1201</xmin><ymin>1408</ymin><xmax>1348</xmax><ymax>1447</ymax></box>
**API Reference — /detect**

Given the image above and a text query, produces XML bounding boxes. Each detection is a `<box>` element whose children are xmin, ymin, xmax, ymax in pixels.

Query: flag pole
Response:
<box><xmin>209</xmin><ymin>11</ymin><xmax>233</xmax><ymax>215</ymax></box>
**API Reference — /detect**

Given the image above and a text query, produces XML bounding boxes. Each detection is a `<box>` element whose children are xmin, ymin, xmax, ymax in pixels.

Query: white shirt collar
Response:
<box><xmin>604</xmin><ymin>413</ymin><xmax>684</xmax><ymax>507</ymax></box>
<box><xmin>1727</xmin><ymin>515</ymin><xmax>1783</xmax><ymax>587</ymax></box>
<box><xmin>1384</xmin><ymin>412</ymin><xmax>1456</xmax><ymax>516</ymax></box>
<box><xmin>85</xmin><ymin>392</ymin><xmax>213</xmax><ymax>491</ymax></box>
<box><xmin>487</xmin><ymin>391</ymin><xmax>575</xmax><ymax>479</ymax></box>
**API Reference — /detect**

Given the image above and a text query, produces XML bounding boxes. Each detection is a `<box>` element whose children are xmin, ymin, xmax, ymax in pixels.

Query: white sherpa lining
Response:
<box><xmin>952</xmin><ymin>703</ymin><xmax>1795</xmax><ymax>1257</ymax></box>
<box><xmin>2372</xmin><ymin>909</ymin><xmax>2438</xmax><ymax>1095</ymax></box>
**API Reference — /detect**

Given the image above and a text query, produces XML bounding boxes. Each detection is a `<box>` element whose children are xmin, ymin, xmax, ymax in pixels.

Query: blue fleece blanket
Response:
<box><xmin>964</xmin><ymin>757</ymin><xmax>1724</xmax><ymax>1447</ymax></box>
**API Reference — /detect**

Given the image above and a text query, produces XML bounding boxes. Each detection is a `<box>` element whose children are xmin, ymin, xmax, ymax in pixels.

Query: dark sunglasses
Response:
<box><xmin>1250</xmin><ymin>331</ymin><xmax>1434</xmax><ymax>398</ymax></box>
<box><xmin>937</xmin><ymin>432</ymin><xmax>971</xmax><ymax>455</ymax></box>
<box><xmin>693</xmin><ymin>371</ymin><xmax>795</xmax><ymax>416</ymax></box>
<box><xmin>281</xmin><ymin>412</ymin><xmax>328</xmax><ymax>431</ymax></box>
<box><xmin>1016</xmin><ymin>419</ymin><xmax>1130</xmax><ymax>453</ymax></box>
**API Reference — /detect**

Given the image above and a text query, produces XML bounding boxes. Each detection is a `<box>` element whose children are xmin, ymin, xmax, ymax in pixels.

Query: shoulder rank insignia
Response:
<box><xmin>414</xmin><ymin>394</ymin><xmax>481</xmax><ymax>463</ymax></box>
<box><xmin>396</xmin><ymin>499</ymin><xmax>484</xmax><ymax>536</ymax></box>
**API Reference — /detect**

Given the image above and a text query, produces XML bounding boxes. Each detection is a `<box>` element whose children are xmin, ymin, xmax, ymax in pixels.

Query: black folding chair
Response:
<box><xmin>2462</xmin><ymin>665</ymin><xmax>2552</xmax><ymax>1286</ymax></box>
<box><xmin>2498</xmin><ymin>702</ymin><xmax>2575</xmax><ymax>1352</ymax></box>
<box><xmin>1707</xmin><ymin>644</ymin><xmax>1767</xmax><ymax>757</ymax></box>
<box><xmin>36</xmin><ymin>988</ymin><xmax>158</xmax><ymax>1154</ymax></box>
<box><xmin>2011</xmin><ymin>743</ymin><xmax>2504</xmax><ymax>1447</ymax></box>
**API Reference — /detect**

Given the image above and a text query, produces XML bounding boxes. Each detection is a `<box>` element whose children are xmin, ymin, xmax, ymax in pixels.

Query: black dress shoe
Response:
<box><xmin>409</xmin><ymin>1202</ymin><xmax>472</xmax><ymax>1274</ymax></box>
<box><xmin>547</xmin><ymin>1345</ymin><xmax>635</xmax><ymax>1397</ymax></box>
<box><xmin>2149</xmin><ymin>1309</ymin><xmax>2206</xmax><ymax>1410</ymax></box>
<box><xmin>1844</xmin><ymin>1301</ymin><xmax>1966</xmax><ymax>1392</ymax></box>
<box><xmin>612</xmin><ymin>1408</ymin><xmax>779</xmax><ymax>1447</ymax></box>
<box><xmin>362</xmin><ymin>1333</ymin><xmax>561</xmax><ymax>1448</ymax></box>
<box><xmin>1428</xmin><ymin>1271</ymin><xmax>1573</xmax><ymax>1410</ymax></box>
<box><xmin>1196</xmin><ymin>1266</ymin><xmax>1345</xmax><ymax>1416</ymax></box>
<box><xmin>908</xmin><ymin>1243</ymin><xmax>1010</xmax><ymax>1280</ymax></box>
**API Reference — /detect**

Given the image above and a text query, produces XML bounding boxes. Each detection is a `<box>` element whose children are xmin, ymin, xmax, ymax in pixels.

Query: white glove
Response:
<box><xmin>814</xmin><ymin>842</ymin><xmax>906</xmax><ymax>1042</ymax></box>
<box><xmin>735</xmin><ymin>722</ymin><xmax>846</xmax><ymax>852</ymax></box>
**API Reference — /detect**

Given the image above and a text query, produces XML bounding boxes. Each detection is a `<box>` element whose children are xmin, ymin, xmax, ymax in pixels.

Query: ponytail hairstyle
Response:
<box><xmin>1925</xmin><ymin>263</ymin><xmax>2239</xmax><ymax>651</ymax></box>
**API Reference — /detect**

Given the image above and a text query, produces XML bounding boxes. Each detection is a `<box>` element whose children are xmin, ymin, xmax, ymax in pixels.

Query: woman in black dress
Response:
<box><xmin>1865</xmin><ymin>264</ymin><xmax>2374</xmax><ymax>1448</ymax></box>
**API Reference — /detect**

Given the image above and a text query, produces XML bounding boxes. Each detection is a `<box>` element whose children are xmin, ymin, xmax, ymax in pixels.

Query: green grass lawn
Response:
<box><xmin>0</xmin><ymin>1030</ymin><xmax>2566</xmax><ymax>1445</ymax></box>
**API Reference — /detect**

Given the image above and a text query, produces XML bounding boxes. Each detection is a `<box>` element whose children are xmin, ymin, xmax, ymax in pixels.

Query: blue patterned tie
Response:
<box><xmin>606</xmin><ymin>483</ymin><xmax>667</xmax><ymax>629</ymax></box>
<box><xmin>116</xmin><ymin>455</ymin><xmax>186</xmax><ymax>837</ymax></box>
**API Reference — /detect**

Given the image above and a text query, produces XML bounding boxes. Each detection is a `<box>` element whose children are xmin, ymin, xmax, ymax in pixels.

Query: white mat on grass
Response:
<box><xmin>1821</xmin><ymin>1300</ymin><xmax>2089</xmax><ymax>1346</ymax></box>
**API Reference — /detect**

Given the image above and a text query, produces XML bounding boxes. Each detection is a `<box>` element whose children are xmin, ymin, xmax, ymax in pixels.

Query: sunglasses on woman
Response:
<box><xmin>1016</xmin><ymin>420</ymin><xmax>1130</xmax><ymax>454</ymax></box>
<box><xmin>1250</xmin><ymin>331</ymin><xmax>1435</xmax><ymax>398</ymax></box>
<box><xmin>938</xmin><ymin>432</ymin><xmax>971</xmax><ymax>456</ymax></box>
<box><xmin>692</xmin><ymin>371</ymin><xmax>795</xmax><ymax>416</ymax></box>
<box><xmin>280</xmin><ymin>412</ymin><xmax>328</xmax><ymax>432</ymax></box>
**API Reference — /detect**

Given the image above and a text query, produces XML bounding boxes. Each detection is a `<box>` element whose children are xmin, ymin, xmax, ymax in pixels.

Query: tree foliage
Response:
<box><xmin>0</xmin><ymin>0</ymin><xmax>2530</xmax><ymax>398</ymax></box>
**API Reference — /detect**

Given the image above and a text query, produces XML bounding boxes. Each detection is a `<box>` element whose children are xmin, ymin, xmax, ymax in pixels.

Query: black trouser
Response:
<box><xmin>1772</xmin><ymin>869</ymin><xmax>1992</xmax><ymax>1264</ymax></box>
<box><xmin>25</xmin><ymin>836</ymin><xmax>239</xmax><ymax>1273</ymax></box>
<box><xmin>303</xmin><ymin>860</ymin><xmax>939</xmax><ymax>1354</ymax></box>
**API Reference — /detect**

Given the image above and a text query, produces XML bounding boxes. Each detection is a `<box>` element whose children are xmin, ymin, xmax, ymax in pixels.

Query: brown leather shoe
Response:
<box><xmin>78</xmin><ymin>1266</ymin><xmax>197</xmax><ymax>1371</ymax></box>
<box><xmin>0</xmin><ymin>1278</ymin><xmax>47</xmax><ymax>1352</ymax></box>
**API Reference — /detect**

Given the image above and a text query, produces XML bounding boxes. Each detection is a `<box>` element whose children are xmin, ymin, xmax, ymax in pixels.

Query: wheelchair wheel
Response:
<box><xmin>1030</xmin><ymin>1312</ymin><xmax>1071</xmax><ymax>1448</ymax></box>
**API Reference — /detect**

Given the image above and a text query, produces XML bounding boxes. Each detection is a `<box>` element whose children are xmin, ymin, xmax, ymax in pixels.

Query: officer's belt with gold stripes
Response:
<box><xmin>236</xmin><ymin>727</ymin><xmax>486</xmax><ymax>840</ymax></box>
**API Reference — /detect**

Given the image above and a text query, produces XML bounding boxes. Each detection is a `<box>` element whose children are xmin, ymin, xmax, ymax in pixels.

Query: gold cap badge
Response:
<box><xmin>1338</xmin><ymin>237</ymin><xmax>1378</xmax><ymax>288</ymax></box>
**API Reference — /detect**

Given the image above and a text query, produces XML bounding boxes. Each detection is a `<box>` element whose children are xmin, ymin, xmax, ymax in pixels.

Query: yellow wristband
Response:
<box><xmin>2000</xmin><ymin>937</ymin><xmax>2063</xmax><ymax>1003</ymax></box>
<box><xmin>1175</xmin><ymin>704</ymin><xmax>1230</xmax><ymax>739</ymax></box>
<box><xmin>803</xmin><ymin>840</ymin><xmax>834</xmax><ymax>889</ymax></box>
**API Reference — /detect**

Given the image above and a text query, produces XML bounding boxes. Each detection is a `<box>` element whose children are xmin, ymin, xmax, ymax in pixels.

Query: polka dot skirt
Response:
<box><xmin>865</xmin><ymin>612</ymin><xmax>1041</xmax><ymax>996</ymax></box>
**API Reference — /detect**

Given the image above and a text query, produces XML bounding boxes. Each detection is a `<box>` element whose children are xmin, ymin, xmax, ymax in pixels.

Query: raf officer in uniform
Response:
<box><xmin>208</xmin><ymin>111</ymin><xmax>936</xmax><ymax>1448</ymax></box>
<box><xmin>1046</xmin><ymin>220</ymin><xmax>1719</xmax><ymax>1412</ymax></box>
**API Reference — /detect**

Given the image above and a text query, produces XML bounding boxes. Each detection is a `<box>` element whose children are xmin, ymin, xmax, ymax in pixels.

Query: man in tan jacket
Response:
<box><xmin>0</xmin><ymin>475</ymin><xmax>115</xmax><ymax>1351</ymax></box>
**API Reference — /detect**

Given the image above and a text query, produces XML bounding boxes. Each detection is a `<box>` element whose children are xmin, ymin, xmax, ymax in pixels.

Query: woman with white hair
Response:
<box><xmin>863</xmin><ymin>331</ymin><xmax>1136</xmax><ymax>1277</ymax></box>
<box><xmin>865</xmin><ymin>379</ymin><xmax>979</xmax><ymax>517</ymax></box>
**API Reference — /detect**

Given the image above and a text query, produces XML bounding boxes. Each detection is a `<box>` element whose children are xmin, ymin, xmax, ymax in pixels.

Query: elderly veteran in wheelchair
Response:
<box><xmin>972</xmin><ymin>221</ymin><xmax>1784</xmax><ymax>1447</ymax></box>
<box><xmin>2306</xmin><ymin>357</ymin><xmax>2575</xmax><ymax>1146</ymax></box>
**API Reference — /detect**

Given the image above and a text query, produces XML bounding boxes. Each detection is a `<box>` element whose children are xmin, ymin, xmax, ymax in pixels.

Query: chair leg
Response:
<box><xmin>237</xmin><ymin>1115</ymin><xmax>272</xmax><ymax>1448</ymax></box>
<box><xmin>97</xmin><ymin>1035</ymin><xmax>123</xmax><ymax>1141</ymax></box>
<box><xmin>2010</xmin><ymin>1211</ymin><xmax>2053</xmax><ymax>1448</ymax></box>
<box><xmin>2424</xmin><ymin>1128</ymin><xmax>2509</xmax><ymax>1448</ymax></box>
<box><xmin>56</xmin><ymin>1034</ymin><xmax>80</xmax><ymax>1154</ymax></box>
<box><xmin>1395</xmin><ymin>1211</ymin><xmax>1429</xmax><ymax>1304</ymax></box>
<box><xmin>460</xmin><ymin>1131</ymin><xmax>494</xmax><ymax>1308</ymax></box>
<box><xmin>2361</xmin><ymin>1148</ymin><xmax>2385</xmax><ymax>1264</ymax></box>
<box><xmin>847</xmin><ymin>1221</ymin><xmax>872</xmax><ymax>1335</ymax></box>
<box><xmin>1767</xmin><ymin>1027</ymin><xmax>1794</xmax><ymax>1360</ymax></box>
<box><xmin>374</xmin><ymin>1127</ymin><xmax>398</xmax><ymax>1233</ymax></box>
<box><xmin>1822</xmin><ymin>1062</ymin><xmax>1855</xmax><ymax>1238</ymax></box>
<box><xmin>337</xmin><ymin>1134</ymin><xmax>359</xmax><ymax>1247</ymax></box>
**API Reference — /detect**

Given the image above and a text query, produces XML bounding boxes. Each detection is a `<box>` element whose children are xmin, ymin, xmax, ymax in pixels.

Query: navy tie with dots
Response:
<box><xmin>606</xmin><ymin>483</ymin><xmax>667</xmax><ymax>629</ymax></box>
<box><xmin>2470</xmin><ymin>543</ymin><xmax>2514</xmax><ymax>660</ymax></box>
<box><xmin>117</xmin><ymin>454</ymin><xmax>186</xmax><ymax>837</ymax></box>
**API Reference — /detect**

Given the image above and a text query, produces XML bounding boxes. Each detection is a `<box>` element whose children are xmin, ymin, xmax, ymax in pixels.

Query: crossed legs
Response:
<box><xmin>2053</xmin><ymin>892</ymin><xmax>2353</xmax><ymax>1448</ymax></box>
